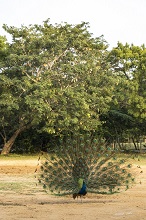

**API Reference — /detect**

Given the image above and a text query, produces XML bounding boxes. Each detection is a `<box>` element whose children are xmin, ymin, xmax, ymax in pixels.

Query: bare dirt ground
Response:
<box><xmin>0</xmin><ymin>157</ymin><xmax>146</xmax><ymax>220</ymax></box>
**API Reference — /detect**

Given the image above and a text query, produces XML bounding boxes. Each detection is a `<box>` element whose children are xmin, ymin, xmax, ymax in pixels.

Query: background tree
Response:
<box><xmin>0</xmin><ymin>20</ymin><xmax>116</xmax><ymax>154</ymax></box>
<box><xmin>103</xmin><ymin>42</ymin><xmax>146</xmax><ymax>148</ymax></box>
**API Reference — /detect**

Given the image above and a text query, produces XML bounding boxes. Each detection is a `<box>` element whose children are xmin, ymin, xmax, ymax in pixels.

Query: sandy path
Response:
<box><xmin>0</xmin><ymin>158</ymin><xmax>146</xmax><ymax>220</ymax></box>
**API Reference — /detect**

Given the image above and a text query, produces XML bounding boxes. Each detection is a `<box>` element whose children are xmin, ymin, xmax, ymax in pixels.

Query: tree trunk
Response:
<box><xmin>131</xmin><ymin>137</ymin><xmax>138</xmax><ymax>150</ymax></box>
<box><xmin>1</xmin><ymin>126</ymin><xmax>27</xmax><ymax>155</ymax></box>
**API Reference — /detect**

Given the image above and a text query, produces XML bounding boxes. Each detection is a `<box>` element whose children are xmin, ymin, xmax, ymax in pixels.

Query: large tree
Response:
<box><xmin>0</xmin><ymin>20</ymin><xmax>115</xmax><ymax>154</ymax></box>
<box><xmin>108</xmin><ymin>42</ymin><xmax>146</xmax><ymax>118</ymax></box>
<box><xmin>103</xmin><ymin>42</ymin><xmax>146</xmax><ymax>147</ymax></box>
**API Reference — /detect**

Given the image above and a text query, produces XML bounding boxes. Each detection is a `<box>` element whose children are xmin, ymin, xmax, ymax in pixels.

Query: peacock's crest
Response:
<box><xmin>37</xmin><ymin>133</ymin><xmax>140</xmax><ymax>196</ymax></box>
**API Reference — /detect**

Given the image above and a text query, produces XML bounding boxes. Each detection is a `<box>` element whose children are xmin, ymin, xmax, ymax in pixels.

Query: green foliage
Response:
<box><xmin>108</xmin><ymin>42</ymin><xmax>146</xmax><ymax>119</ymax></box>
<box><xmin>102</xmin><ymin>42</ymin><xmax>146</xmax><ymax>147</ymax></box>
<box><xmin>0</xmin><ymin>35</ymin><xmax>8</xmax><ymax>63</ymax></box>
<box><xmin>0</xmin><ymin>21</ymin><xmax>146</xmax><ymax>154</ymax></box>
<box><xmin>0</xmin><ymin>20</ymin><xmax>115</xmax><ymax>153</ymax></box>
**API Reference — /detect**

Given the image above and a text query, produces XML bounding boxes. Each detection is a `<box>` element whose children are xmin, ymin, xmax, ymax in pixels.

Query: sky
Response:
<box><xmin>0</xmin><ymin>0</ymin><xmax>146</xmax><ymax>48</ymax></box>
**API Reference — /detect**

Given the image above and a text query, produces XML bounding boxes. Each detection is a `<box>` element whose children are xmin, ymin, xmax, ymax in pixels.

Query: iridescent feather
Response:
<box><xmin>38</xmin><ymin>133</ymin><xmax>140</xmax><ymax>196</ymax></box>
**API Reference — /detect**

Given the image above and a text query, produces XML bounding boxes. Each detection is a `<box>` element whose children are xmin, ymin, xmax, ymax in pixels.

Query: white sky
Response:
<box><xmin>0</xmin><ymin>0</ymin><xmax>146</xmax><ymax>48</ymax></box>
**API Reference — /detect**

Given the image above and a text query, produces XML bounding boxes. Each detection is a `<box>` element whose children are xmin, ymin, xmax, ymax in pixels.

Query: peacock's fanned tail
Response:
<box><xmin>38</xmin><ymin>133</ymin><xmax>139</xmax><ymax>195</ymax></box>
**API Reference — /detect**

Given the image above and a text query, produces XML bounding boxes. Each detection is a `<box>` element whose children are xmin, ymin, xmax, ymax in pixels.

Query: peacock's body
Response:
<box><xmin>73</xmin><ymin>178</ymin><xmax>87</xmax><ymax>199</ymax></box>
<box><xmin>38</xmin><ymin>133</ymin><xmax>139</xmax><ymax>197</ymax></box>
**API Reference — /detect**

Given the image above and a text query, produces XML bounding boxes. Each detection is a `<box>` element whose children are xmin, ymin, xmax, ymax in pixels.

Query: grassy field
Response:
<box><xmin>0</xmin><ymin>153</ymin><xmax>40</xmax><ymax>160</ymax></box>
<box><xmin>0</xmin><ymin>152</ymin><xmax>145</xmax><ymax>192</ymax></box>
<box><xmin>0</xmin><ymin>153</ymin><xmax>146</xmax><ymax>220</ymax></box>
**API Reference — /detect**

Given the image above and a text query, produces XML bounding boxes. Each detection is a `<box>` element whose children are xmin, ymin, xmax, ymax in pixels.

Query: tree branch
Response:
<box><xmin>45</xmin><ymin>49</ymin><xmax>68</xmax><ymax>70</ymax></box>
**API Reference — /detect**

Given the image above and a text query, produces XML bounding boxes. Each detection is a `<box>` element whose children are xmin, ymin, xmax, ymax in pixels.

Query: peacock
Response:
<box><xmin>37</xmin><ymin>133</ymin><xmax>141</xmax><ymax>198</ymax></box>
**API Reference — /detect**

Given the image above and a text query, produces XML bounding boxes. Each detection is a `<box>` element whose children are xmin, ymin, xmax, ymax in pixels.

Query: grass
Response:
<box><xmin>0</xmin><ymin>181</ymin><xmax>40</xmax><ymax>193</ymax></box>
<box><xmin>0</xmin><ymin>153</ymin><xmax>40</xmax><ymax>160</ymax></box>
<box><xmin>0</xmin><ymin>182</ymin><xmax>26</xmax><ymax>192</ymax></box>
<box><xmin>0</xmin><ymin>153</ymin><xmax>43</xmax><ymax>194</ymax></box>
<box><xmin>121</xmin><ymin>152</ymin><xmax>146</xmax><ymax>164</ymax></box>
<box><xmin>0</xmin><ymin>152</ymin><xmax>146</xmax><ymax>162</ymax></box>
<box><xmin>0</xmin><ymin>153</ymin><xmax>145</xmax><ymax>195</ymax></box>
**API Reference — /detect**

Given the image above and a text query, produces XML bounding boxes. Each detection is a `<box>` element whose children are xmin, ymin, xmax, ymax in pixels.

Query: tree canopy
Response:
<box><xmin>0</xmin><ymin>20</ymin><xmax>145</xmax><ymax>154</ymax></box>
